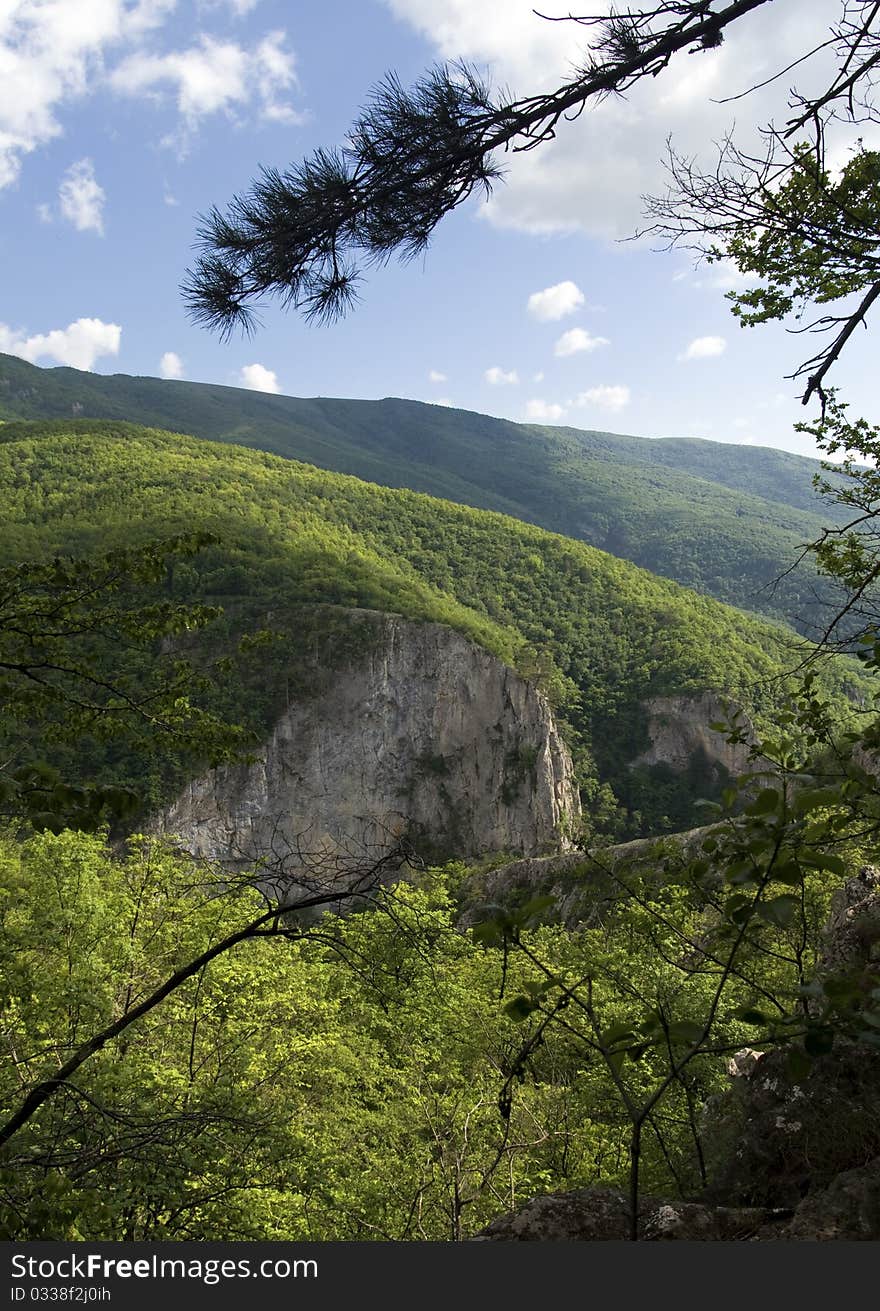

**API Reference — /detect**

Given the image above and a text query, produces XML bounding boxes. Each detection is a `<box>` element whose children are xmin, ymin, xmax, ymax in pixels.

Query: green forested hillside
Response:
<box><xmin>0</xmin><ymin>353</ymin><xmax>842</xmax><ymax>632</ymax></box>
<box><xmin>1</xmin><ymin>423</ymin><xmax>875</xmax><ymax>1248</ymax></box>
<box><xmin>0</xmin><ymin>417</ymin><xmax>864</xmax><ymax>836</ymax></box>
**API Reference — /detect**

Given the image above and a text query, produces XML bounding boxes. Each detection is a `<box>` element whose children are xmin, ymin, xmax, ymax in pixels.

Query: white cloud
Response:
<box><xmin>525</xmin><ymin>398</ymin><xmax>566</xmax><ymax>423</ymax></box>
<box><xmin>58</xmin><ymin>158</ymin><xmax>105</xmax><ymax>234</ymax></box>
<box><xmin>429</xmin><ymin>368</ymin><xmax>447</xmax><ymax>383</ymax></box>
<box><xmin>554</xmin><ymin>327</ymin><xmax>609</xmax><ymax>358</ymax></box>
<box><xmin>128</xmin><ymin>1</ymin><xmax>179</xmax><ymax>27</ymax></box>
<box><xmin>382</xmin><ymin>0</ymin><xmax>575</xmax><ymax>95</ymax></box>
<box><xmin>692</xmin><ymin>257</ymin><xmax>758</xmax><ymax>292</ymax></box>
<box><xmin>206</xmin><ymin>0</ymin><xmax>261</xmax><ymax>15</ymax></box>
<box><xmin>574</xmin><ymin>384</ymin><xmax>631</xmax><ymax>413</ymax></box>
<box><xmin>680</xmin><ymin>335</ymin><xmax>727</xmax><ymax>361</ymax></box>
<box><xmin>110</xmin><ymin>30</ymin><xmax>302</xmax><ymax>138</ymax></box>
<box><xmin>159</xmin><ymin>350</ymin><xmax>184</xmax><ymax>379</ymax></box>
<box><xmin>485</xmin><ymin>366</ymin><xmax>519</xmax><ymax>385</ymax></box>
<box><xmin>0</xmin><ymin>0</ymin><xmax>177</xmax><ymax>189</ymax></box>
<box><xmin>0</xmin><ymin>317</ymin><xmax>121</xmax><ymax>370</ymax></box>
<box><xmin>527</xmin><ymin>280</ymin><xmax>584</xmax><ymax>322</ymax></box>
<box><xmin>36</xmin><ymin>202</ymin><xmax>52</xmax><ymax>223</ymax></box>
<box><xmin>252</xmin><ymin>31</ymin><xmax>304</xmax><ymax>124</ymax></box>
<box><xmin>239</xmin><ymin>362</ymin><xmax>280</xmax><ymax>393</ymax></box>
<box><xmin>384</xmin><ymin>1</ymin><xmax>840</xmax><ymax>238</ymax></box>
<box><xmin>0</xmin><ymin>3</ymin><xmax>305</xmax><ymax>187</ymax></box>
<box><xmin>533</xmin><ymin>371</ymin><xmax>544</xmax><ymax>383</ymax></box>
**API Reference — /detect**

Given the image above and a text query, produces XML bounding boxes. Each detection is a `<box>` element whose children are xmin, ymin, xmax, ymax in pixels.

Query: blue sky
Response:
<box><xmin>1</xmin><ymin>0</ymin><xmax>876</xmax><ymax>458</ymax></box>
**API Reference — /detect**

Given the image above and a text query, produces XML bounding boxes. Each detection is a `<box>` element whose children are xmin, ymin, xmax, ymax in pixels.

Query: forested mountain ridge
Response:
<box><xmin>0</xmin><ymin>416</ymin><xmax>865</xmax><ymax>839</ymax></box>
<box><xmin>0</xmin><ymin>352</ymin><xmax>844</xmax><ymax>633</ymax></box>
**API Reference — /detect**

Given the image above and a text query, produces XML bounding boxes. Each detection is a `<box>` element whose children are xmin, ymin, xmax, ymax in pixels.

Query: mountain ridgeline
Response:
<box><xmin>0</xmin><ymin>413</ymin><xmax>866</xmax><ymax>840</ymax></box>
<box><xmin>0</xmin><ymin>353</ymin><xmax>845</xmax><ymax>635</ymax></box>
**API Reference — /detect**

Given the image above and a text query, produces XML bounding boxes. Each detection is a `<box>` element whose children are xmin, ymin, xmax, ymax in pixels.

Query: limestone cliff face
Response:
<box><xmin>631</xmin><ymin>690</ymin><xmax>755</xmax><ymax>776</ymax></box>
<box><xmin>158</xmin><ymin>610</ymin><xmax>579</xmax><ymax>868</ymax></box>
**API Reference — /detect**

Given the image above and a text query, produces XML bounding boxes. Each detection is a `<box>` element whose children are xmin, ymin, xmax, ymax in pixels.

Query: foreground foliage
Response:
<box><xmin>1</xmin><ymin>781</ymin><xmax>871</xmax><ymax>1242</ymax></box>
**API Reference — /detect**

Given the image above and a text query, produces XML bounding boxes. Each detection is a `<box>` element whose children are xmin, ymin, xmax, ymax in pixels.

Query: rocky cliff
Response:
<box><xmin>457</xmin><ymin>827</ymin><xmax>713</xmax><ymax>931</ymax></box>
<box><xmin>158</xmin><ymin>609</ymin><xmax>580</xmax><ymax>872</ymax></box>
<box><xmin>631</xmin><ymin>690</ymin><xmax>755</xmax><ymax>776</ymax></box>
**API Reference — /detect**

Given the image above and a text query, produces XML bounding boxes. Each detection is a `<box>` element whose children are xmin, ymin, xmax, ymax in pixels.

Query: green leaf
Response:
<box><xmin>503</xmin><ymin>996</ymin><xmax>537</xmax><ymax>1023</ymax></box>
<box><xmin>666</xmin><ymin>1020</ymin><xmax>705</xmax><ymax>1045</ymax></box>
<box><xmin>607</xmin><ymin>1047</ymin><xmax>627</xmax><ymax>1075</ymax></box>
<box><xmin>800</xmin><ymin>851</ymin><xmax>847</xmax><ymax>876</ymax></box>
<box><xmin>771</xmin><ymin>857</ymin><xmax>804</xmax><ymax>887</ymax></box>
<box><xmin>748</xmin><ymin>787</ymin><xmax>781</xmax><ymax>815</ymax></box>
<box><xmin>792</xmin><ymin>787</ymin><xmax>843</xmax><ymax>816</ymax></box>
<box><xmin>515</xmin><ymin>894</ymin><xmax>557</xmax><ymax>926</ymax></box>
<box><xmin>737</xmin><ymin>1007</ymin><xmax>770</xmax><ymax>1025</ymax></box>
<box><xmin>601</xmin><ymin>1022</ymin><xmax>640</xmax><ymax>1047</ymax></box>
<box><xmin>821</xmin><ymin>976</ymin><xmax>861</xmax><ymax>1005</ymax></box>
<box><xmin>725</xmin><ymin>893</ymin><xmax>753</xmax><ymax>925</ymax></box>
<box><xmin>756</xmin><ymin>895</ymin><xmax>799</xmax><ymax>928</ymax></box>
<box><xmin>471</xmin><ymin>919</ymin><xmax>504</xmax><ymax>947</ymax></box>
<box><xmin>725</xmin><ymin>860</ymin><xmax>759</xmax><ymax>886</ymax></box>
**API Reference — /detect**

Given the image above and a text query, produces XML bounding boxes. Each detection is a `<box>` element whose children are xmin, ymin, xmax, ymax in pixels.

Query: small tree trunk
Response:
<box><xmin>629</xmin><ymin>1122</ymin><xmax>642</xmax><ymax>1241</ymax></box>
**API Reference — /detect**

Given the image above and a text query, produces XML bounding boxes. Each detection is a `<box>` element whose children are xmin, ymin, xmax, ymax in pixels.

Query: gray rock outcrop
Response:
<box><xmin>631</xmin><ymin>690</ymin><xmax>756</xmax><ymax>776</ymax></box>
<box><xmin>474</xmin><ymin>867</ymin><xmax>880</xmax><ymax>1240</ymax></box>
<box><xmin>707</xmin><ymin>868</ymin><xmax>880</xmax><ymax>1215</ymax></box>
<box><xmin>786</xmin><ymin>1158</ymin><xmax>880</xmax><ymax>1240</ymax></box>
<box><xmin>818</xmin><ymin>863</ymin><xmax>880</xmax><ymax>978</ymax></box>
<box><xmin>474</xmin><ymin>1188</ymin><xmax>790</xmax><ymax>1241</ymax></box>
<box><xmin>158</xmin><ymin>610</ymin><xmax>580</xmax><ymax>873</ymax></box>
<box><xmin>457</xmin><ymin>826</ymin><xmax>714</xmax><ymax>930</ymax></box>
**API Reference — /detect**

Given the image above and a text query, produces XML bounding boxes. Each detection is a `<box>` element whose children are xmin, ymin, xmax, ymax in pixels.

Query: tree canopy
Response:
<box><xmin>0</xmin><ymin>534</ymin><xmax>247</xmax><ymax>832</ymax></box>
